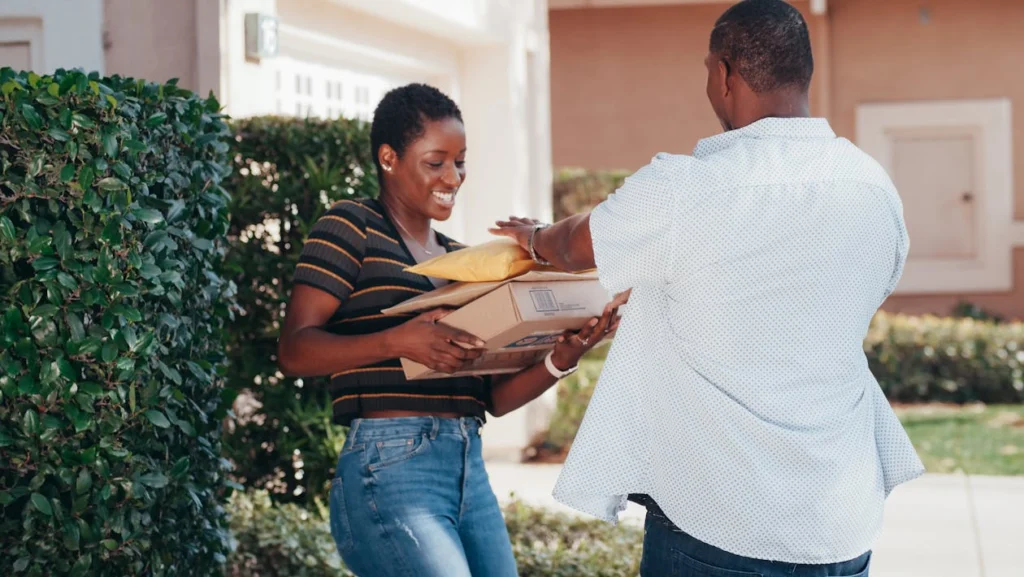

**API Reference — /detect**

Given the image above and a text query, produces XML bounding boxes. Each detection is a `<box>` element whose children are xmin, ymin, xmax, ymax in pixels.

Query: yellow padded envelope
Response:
<box><xmin>405</xmin><ymin>238</ymin><xmax>545</xmax><ymax>282</ymax></box>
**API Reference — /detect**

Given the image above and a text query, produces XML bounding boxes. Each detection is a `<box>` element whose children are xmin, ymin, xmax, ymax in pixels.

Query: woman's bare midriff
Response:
<box><xmin>359</xmin><ymin>410</ymin><xmax>467</xmax><ymax>419</ymax></box>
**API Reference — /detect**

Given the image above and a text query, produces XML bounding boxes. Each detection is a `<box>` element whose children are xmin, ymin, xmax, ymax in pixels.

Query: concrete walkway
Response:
<box><xmin>486</xmin><ymin>463</ymin><xmax>1024</xmax><ymax>577</ymax></box>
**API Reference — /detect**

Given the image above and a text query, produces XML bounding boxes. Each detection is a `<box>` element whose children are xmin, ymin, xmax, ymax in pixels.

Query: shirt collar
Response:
<box><xmin>692</xmin><ymin>117</ymin><xmax>836</xmax><ymax>158</ymax></box>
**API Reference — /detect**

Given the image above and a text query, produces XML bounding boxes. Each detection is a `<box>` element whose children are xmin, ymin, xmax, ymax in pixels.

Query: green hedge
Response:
<box><xmin>222</xmin><ymin>116</ymin><xmax>376</xmax><ymax>506</ymax></box>
<box><xmin>552</xmin><ymin>167</ymin><xmax>630</xmax><ymax>221</ymax></box>
<box><xmin>867</xmin><ymin>312</ymin><xmax>1024</xmax><ymax>404</ymax></box>
<box><xmin>0</xmin><ymin>69</ymin><xmax>234</xmax><ymax>576</ymax></box>
<box><xmin>226</xmin><ymin>491</ymin><xmax>642</xmax><ymax>577</ymax></box>
<box><xmin>538</xmin><ymin>312</ymin><xmax>1024</xmax><ymax>458</ymax></box>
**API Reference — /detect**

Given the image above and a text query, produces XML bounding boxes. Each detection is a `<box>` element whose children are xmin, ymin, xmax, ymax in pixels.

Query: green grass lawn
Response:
<box><xmin>896</xmin><ymin>404</ymin><xmax>1024</xmax><ymax>476</ymax></box>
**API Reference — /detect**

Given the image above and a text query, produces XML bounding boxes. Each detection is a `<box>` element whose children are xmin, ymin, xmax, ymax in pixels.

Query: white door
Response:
<box><xmin>857</xmin><ymin>100</ymin><xmax>1013</xmax><ymax>293</ymax></box>
<box><xmin>892</xmin><ymin>133</ymin><xmax>976</xmax><ymax>260</ymax></box>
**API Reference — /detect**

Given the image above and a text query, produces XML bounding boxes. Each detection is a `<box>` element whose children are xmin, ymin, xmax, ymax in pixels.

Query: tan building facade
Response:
<box><xmin>550</xmin><ymin>0</ymin><xmax>1024</xmax><ymax>319</ymax></box>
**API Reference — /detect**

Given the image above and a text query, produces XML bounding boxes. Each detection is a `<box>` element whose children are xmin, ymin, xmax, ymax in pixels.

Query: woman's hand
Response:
<box><xmin>386</xmin><ymin>309</ymin><xmax>487</xmax><ymax>374</ymax></box>
<box><xmin>549</xmin><ymin>304</ymin><xmax>620</xmax><ymax>371</ymax></box>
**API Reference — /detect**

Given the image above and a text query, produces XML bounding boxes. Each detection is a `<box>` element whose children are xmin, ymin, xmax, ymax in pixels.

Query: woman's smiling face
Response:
<box><xmin>381</xmin><ymin>116</ymin><xmax>467</xmax><ymax>222</ymax></box>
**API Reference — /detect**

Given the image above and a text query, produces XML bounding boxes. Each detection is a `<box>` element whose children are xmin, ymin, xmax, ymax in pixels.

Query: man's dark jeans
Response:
<box><xmin>640</xmin><ymin>509</ymin><xmax>871</xmax><ymax>577</ymax></box>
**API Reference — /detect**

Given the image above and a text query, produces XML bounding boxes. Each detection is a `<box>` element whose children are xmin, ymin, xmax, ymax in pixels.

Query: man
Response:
<box><xmin>490</xmin><ymin>0</ymin><xmax>924</xmax><ymax>575</ymax></box>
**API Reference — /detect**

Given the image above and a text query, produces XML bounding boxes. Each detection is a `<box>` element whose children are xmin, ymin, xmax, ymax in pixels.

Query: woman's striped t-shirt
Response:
<box><xmin>293</xmin><ymin>197</ymin><xmax>491</xmax><ymax>425</ymax></box>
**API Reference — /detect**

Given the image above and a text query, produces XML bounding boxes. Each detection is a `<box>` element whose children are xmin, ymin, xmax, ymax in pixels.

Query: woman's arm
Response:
<box><xmin>488</xmin><ymin>303</ymin><xmax>619</xmax><ymax>417</ymax></box>
<box><xmin>277</xmin><ymin>284</ymin><xmax>486</xmax><ymax>378</ymax></box>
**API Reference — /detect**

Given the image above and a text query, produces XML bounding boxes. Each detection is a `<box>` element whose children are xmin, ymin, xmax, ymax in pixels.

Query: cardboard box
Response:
<box><xmin>382</xmin><ymin>271</ymin><xmax>612</xmax><ymax>380</ymax></box>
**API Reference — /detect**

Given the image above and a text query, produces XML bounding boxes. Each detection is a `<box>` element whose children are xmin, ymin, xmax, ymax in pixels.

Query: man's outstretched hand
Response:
<box><xmin>489</xmin><ymin>216</ymin><xmax>543</xmax><ymax>252</ymax></box>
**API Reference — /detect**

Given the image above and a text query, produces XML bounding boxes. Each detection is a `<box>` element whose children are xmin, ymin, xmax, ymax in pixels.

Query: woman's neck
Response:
<box><xmin>379</xmin><ymin>193</ymin><xmax>431</xmax><ymax>242</ymax></box>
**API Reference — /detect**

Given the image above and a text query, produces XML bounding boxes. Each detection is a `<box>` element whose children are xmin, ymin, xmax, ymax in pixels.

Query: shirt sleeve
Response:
<box><xmin>589</xmin><ymin>153</ymin><xmax>679</xmax><ymax>293</ymax></box>
<box><xmin>293</xmin><ymin>205</ymin><xmax>367</xmax><ymax>302</ymax></box>
<box><xmin>883</xmin><ymin>193</ymin><xmax>909</xmax><ymax>299</ymax></box>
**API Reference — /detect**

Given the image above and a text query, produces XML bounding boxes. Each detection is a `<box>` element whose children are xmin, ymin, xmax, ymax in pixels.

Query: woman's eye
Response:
<box><xmin>427</xmin><ymin>162</ymin><xmax>443</xmax><ymax>168</ymax></box>
<box><xmin>455</xmin><ymin>160</ymin><xmax>466</xmax><ymax>168</ymax></box>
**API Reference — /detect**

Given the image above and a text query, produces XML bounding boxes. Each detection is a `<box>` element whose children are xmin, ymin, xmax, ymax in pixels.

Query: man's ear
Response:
<box><xmin>718</xmin><ymin>59</ymin><xmax>732</xmax><ymax>98</ymax></box>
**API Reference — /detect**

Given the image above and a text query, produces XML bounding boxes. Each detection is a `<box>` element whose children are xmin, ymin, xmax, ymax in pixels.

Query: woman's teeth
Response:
<box><xmin>432</xmin><ymin>191</ymin><xmax>455</xmax><ymax>206</ymax></box>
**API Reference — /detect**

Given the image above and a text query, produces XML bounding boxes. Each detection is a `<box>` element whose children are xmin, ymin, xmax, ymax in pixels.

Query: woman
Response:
<box><xmin>277</xmin><ymin>83</ymin><xmax>617</xmax><ymax>577</ymax></box>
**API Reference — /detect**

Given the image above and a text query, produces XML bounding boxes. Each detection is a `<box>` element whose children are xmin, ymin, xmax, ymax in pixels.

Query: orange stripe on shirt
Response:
<box><xmin>367</xmin><ymin>228</ymin><xmax>400</xmax><ymax>244</ymax></box>
<box><xmin>296</xmin><ymin>263</ymin><xmax>354</xmax><ymax>291</ymax></box>
<box><xmin>321</xmin><ymin>215</ymin><xmax>366</xmax><ymax>239</ymax></box>
<box><xmin>364</xmin><ymin>256</ymin><xmax>409</xmax><ymax>268</ymax></box>
<box><xmin>350</xmin><ymin>285</ymin><xmax>424</xmax><ymax>298</ymax></box>
<box><xmin>305</xmin><ymin>239</ymin><xmax>360</xmax><ymax>267</ymax></box>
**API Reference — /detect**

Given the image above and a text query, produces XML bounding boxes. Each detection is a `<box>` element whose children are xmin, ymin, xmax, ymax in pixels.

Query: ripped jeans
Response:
<box><xmin>329</xmin><ymin>417</ymin><xmax>518</xmax><ymax>577</ymax></box>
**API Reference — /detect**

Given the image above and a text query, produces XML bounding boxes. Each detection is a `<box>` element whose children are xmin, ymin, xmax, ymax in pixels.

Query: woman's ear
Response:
<box><xmin>378</xmin><ymin>144</ymin><xmax>397</xmax><ymax>173</ymax></box>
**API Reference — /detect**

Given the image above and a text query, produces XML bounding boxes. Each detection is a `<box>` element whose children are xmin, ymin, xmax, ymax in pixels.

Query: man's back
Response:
<box><xmin>553</xmin><ymin>118</ymin><xmax>925</xmax><ymax>563</ymax></box>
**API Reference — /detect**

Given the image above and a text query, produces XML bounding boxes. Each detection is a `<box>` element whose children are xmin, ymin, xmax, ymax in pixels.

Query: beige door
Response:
<box><xmin>891</xmin><ymin>133</ymin><xmax>976</xmax><ymax>259</ymax></box>
<box><xmin>0</xmin><ymin>41</ymin><xmax>31</xmax><ymax>71</ymax></box>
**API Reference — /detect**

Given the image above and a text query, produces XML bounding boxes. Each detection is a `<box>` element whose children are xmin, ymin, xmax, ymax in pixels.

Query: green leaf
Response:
<box><xmin>48</xmin><ymin>82</ymin><xmax>60</xmax><ymax>97</ymax></box>
<box><xmin>171</xmin><ymin>457</ymin><xmax>190</xmax><ymax>477</ymax></box>
<box><xmin>57</xmin><ymin>272</ymin><xmax>78</xmax><ymax>290</ymax></box>
<box><xmin>102</xmin><ymin>131</ymin><xmax>118</xmax><ymax>158</ymax></box>
<box><xmin>28</xmin><ymin>155</ymin><xmax>43</xmax><ymax>177</ymax></box>
<box><xmin>32</xmin><ymin>256</ymin><xmax>60</xmax><ymax>271</ymax></box>
<box><xmin>66</xmin><ymin>313</ymin><xmax>85</xmax><ymax>340</ymax></box>
<box><xmin>68</xmin><ymin>554</ymin><xmax>92</xmax><ymax>577</ymax></box>
<box><xmin>32</xmin><ymin>304</ymin><xmax>59</xmax><ymax>318</ymax></box>
<box><xmin>79</xmin><ymin>166</ymin><xmax>95</xmax><ymax>190</ymax></box>
<box><xmin>144</xmin><ymin>410</ymin><xmax>171</xmax><ymax>428</ymax></box>
<box><xmin>23</xmin><ymin>409</ymin><xmax>39</xmax><ymax>435</ymax></box>
<box><xmin>134</xmin><ymin>208</ymin><xmax>164</xmax><ymax>224</ymax></box>
<box><xmin>59</xmin><ymin>163</ymin><xmax>76</xmax><ymax>182</ymax></box>
<box><xmin>101</xmin><ymin>539</ymin><xmax>118</xmax><ymax>551</ymax></box>
<box><xmin>97</xmin><ymin>177</ymin><xmax>126</xmax><ymax>191</ymax></box>
<box><xmin>138</xmin><ymin>473</ymin><xmax>168</xmax><ymax>488</ymax></box>
<box><xmin>42</xmin><ymin>414</ymin><xmax>62</xmax><ymax>429</ymax></box>
<box><xmin>0</xmin><ymin>215</ymin><xmax>15</xmax><ymax>241</ymax></box>
<box><xmin>71</xmin><ymin>113</ymin><xmax>95</xmax><ymax>129</ymax></box>
<box><xmin>76</xmin><ymin>470</ymin><xmax>92</xmax><ymax>494</ymax></box>
<box><xmin>145</xmin><ymin>112</ymin><xmax>168</xmax><ymax>128</ymax></box>
<box><xmin>129</xmin><ymin>383</ymin><xmax>136</xmax><ymax>412</ymax></box>
<box><xmin>63</xmin><ymin>521</ymin><xmax>81</xmax><ymax>550</ymax></box>
<box><xmin>30</xmin><ymin>492</ymin><xmax>52</xmax><ymax>515</ymax></box>
<box><xmin>18</xmin><ymin>375</ymin><xmax>39</xmax><ymax>395</ymax></box>
<box><xmin>100</xmin><ymin>341</ymin><xmax>118</xmax><ymax>363</ymax></box>
<box><xmin>21</xmin><ymin>104</ymin><xmax>43</xmax><ymax>130</ymax></box>
<box><xmin>47</xmin><ymin>127</ymin><xmax>71</xmax><ymax>142</ymax></box>
<box><xmin>13</xmin><ymin>557</ymin><xmax>29</xmax><ymax>572</ymax></box>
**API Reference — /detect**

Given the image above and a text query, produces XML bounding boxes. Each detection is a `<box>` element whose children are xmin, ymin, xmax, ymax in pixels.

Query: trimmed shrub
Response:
<box><xmin>226</xmin><ymin>491</ymin><xmax>643</xmax><ymax>577</ymax></box>
<box><xmin>552</xmin><ymin>167</ymin><xmax>630</xmax><ymax>221</ymax></box>
<box><xmin>222</xmin><ymin>116</ymin><xmax>376</xmax><ymax>505</ymax></box>
<box><xmin>867</xmin><ymin>312</ymin><xmax>1024</xmax><ymax>404</ymax></box>
<box><xmin>227</xmin><ymin>490</ymin><xmax>353</xmax><ymax>577</ymax></box>
<box><xmin>0</xmin><ymin>69</ymin><xmax>234</xmax><ymax>576</ymax></box>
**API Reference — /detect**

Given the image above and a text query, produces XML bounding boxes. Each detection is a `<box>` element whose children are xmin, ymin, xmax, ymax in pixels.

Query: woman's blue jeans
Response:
<box><xmin>329</xmin><ymin>416</ymin><xmax>518</xmax><ymax>577</ymax></box>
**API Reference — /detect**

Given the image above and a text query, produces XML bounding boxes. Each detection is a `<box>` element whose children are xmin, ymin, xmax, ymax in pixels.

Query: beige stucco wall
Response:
<box><xmin>103</xmin><ymin>0</ymin><xmax>197</xmax><ymax>89</ymax></box>
<box><xmin>549</xmin><ymin>1</ymin><xmax>823</xmax><ymax>170</ymax></box>
<box><xmin>549</xmin><ymin>0</ymin><xmax>1024</xmax><ymax>319</ymax></box>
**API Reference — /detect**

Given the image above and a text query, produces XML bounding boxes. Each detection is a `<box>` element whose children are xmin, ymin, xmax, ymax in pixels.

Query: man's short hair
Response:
<box><xmin>709</xmin><ymin>0</ymin><xmax>814</xmax><ymax>93</ymax></box>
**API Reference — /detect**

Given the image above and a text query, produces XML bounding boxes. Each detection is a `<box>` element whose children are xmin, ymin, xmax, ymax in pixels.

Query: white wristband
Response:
<box><xmin>544</xmin><ymin>350</ymin><xmax>579</xmax><ymax>379</ymax></box>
